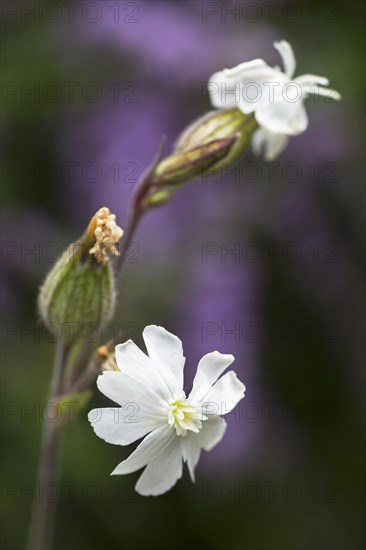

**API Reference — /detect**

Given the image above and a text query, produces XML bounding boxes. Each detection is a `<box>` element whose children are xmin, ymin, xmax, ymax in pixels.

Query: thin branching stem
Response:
<box><xmin>27</xmin><ymin>340</ymin><xmax>69</xmax><ymax>550</ymax></box>
<box><xmin>27</xmin><ymin>139</ymin><xmax>167</xmax><ymax>550</ymax></box>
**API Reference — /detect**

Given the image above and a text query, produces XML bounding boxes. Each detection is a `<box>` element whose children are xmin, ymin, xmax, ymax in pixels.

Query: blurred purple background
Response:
<box><xmin>1</xmin><ymin>1</ymin><xmax>365</xmax><ymax>549</ymax></box>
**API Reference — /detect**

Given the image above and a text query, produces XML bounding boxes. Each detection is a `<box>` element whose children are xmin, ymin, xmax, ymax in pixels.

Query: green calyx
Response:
<box><xmin>38</xmin><ymin>242</ymin><xmax>116</xmax><ymax>341</ymax></box>
<box><xmin>148</xmin><ymin>109</ymin><xmax>257</xmax><ymax>198</ymax></box>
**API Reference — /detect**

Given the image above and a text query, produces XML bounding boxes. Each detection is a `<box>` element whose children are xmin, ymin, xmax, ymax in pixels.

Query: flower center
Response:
<box><xmin>168</xmin><ymin>395</ymin><xmax>207</xmax><ymax>437</ymax></box>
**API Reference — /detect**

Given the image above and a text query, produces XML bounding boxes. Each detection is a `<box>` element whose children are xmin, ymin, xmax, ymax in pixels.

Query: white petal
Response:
<box><xmin>294</xmin><ymin>74</ymin><xmax>330</xmax><ymax>88</ymax></box>
<box><xmin>96</xmin><ymin>372</ymin><xmax>167</xmax><ymax>417</ymax></box>
<box><xmin>274</xmin><ymin>40</ymin><xmax>296</xmax><ymax>78</ymax></box>
<box><xmin>189</xmin><ymin>351</ymin><xmax>235</xmax><ymax>402</ymax></box>
<box><xmin>182</xmin><ymin>416</ymin><xmax>227</xmax><ymax>481</ymax></box>
<box><xmin>204</xmin><ymin>371</ymin><xmax>245</xmax><ymax>416</ymax></box>
<box><xmin>252</xmin><ymin>127</ymin><xmax>290</xmax><ymax>161</ymax></box>
<box><xmin>88</xmin><ymin>407</ymin><xmax>163</xmax><ymax>446</ymax></box>
<box><xmin>111</xmin><ymin>426</ymin><xmax>174</xmax><ymax>475</ymax></box>
<box><xmin>316</xmin><ymin>87</ymin><xmax>341</xmax><ymax>100</ymax></box>
<box><xmin>199</xmin><ymin>415</ymin><xmax>227</xmax><ymax>451</ymax></box>
<box><xmin>143</xmin><ymin>325</ymin><xmax>185</xmax><ymax>399</ymax></box>
<box><xmin>115</xmin><ymin>340</ymin><xmax>170</xmax><ymax>402</ymax></box>
<box><xmin>208</xmin><ymin>70</ymin><xmax>242</xmax><ymax>110</ymax></box>
<box><xmin>303</xmin><ymin>86</ymin><xmax>341</xmax><ymax>101</ymax></box>
<box><xmin>237</xmin><ymin>72</ymin><xmax>288</xmax><ymax>115</ymax></box>
<box><xmin>222</xmin><ymin>59</ymin><xmax>283</xmax><ymax>92</ymax></box>
<box><xmin>209</xmin><ymin>59</ymin><xmax>283</xmax><ymax>113</ymax></box>
<box><xmin>295</xmin><ymin>74</ymin><xmax>341</xmax><ymax>101</ymax></box>
<box><xmin>255</xmin><ymin>99</ymin><xmax>308</xmax><ymax>135</ymax></box>
<box><xmin>135</xmin><ymin>435</ymin><xmax>183</xmax><ymax>496</ymax></box>
<box><xmin>182</xmin><ymin>434</ymin><xmax>201</xmax><ymax>482</ymax></box>
<box><xmin>221</xmin><ymin>58</ymin><xmax>270</xmax><ymax>79</ymax></box>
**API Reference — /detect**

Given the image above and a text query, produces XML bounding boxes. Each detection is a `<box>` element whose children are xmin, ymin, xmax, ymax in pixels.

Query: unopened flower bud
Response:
<box><xmin>146</xmin><ymin>109</ymin><xmax>257</xmax><ymax>205</ymax></box>
<box><xmin>38</xmin><ymin>207</ymin><xmax>123</xmax><ymax>340</ymax></box>
<box><xmin>175</xmin><ymin>108</ymin><xmax>257</xmax><ymax>168</ymax></box>
<box><xmin>151</xmin><ymin>135</ymin><xmax>237</xmax><ymax>187</ymax></box>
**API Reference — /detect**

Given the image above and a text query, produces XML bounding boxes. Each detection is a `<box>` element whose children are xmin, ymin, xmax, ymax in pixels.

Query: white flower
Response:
<box><xmin>209</xmin><ymin>40</ymin><xmax>341</xmax><ymax>161</ymax></box>
<box><xmin>88</xmin><ymin>325</ymin><xmax>245</xmax><ymax>496</ymax></box>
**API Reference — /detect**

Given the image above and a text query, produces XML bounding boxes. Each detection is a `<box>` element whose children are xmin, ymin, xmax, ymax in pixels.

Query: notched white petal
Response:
<box><xmin>204</xmin><ymin>371</ymin><xmax>246</xmax><ymax>416</ymax></box>
<box><xmin>143</xmin><ymin>325</ymin><xmax>185</xmax><ymax>398</ymax></box>
<box><xmin>199</xmin><ymin>416</ymin><xmax>228</xmax><ymax>451</ymax></box>
<box><xmin>111</xmin><ymin>426</ymin><xmax>174</xmax><ymax>476</ymax></box>
<box><xmin>88</xmin><ymin>407</ymin><xmax>160</xmax><ymax>446</ymax></box>
<box><xmin>189</xmin><ymin>351</ymin><xmax>235</xmax><ymax>402</ymax></box>
<box><xmin>115</xmin><ymin>340</ymin><xmax>170</xmax><ymax>401</ymax></box>
<box><xmin>135</xmin><ymin>436</ymin><xmax>183</xmax><ymax>496</ymax></box>
<box><xmin>96</xmin><ymin>371</ymin><xmax>167</xmax><ymax>418</ymax></box>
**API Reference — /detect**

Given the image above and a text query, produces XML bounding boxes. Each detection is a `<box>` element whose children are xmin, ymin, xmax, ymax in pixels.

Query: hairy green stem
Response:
<box><xmin>27</xmin><ymin>340</ymin><xmax>69</xmax><ymax>550</ymax></box>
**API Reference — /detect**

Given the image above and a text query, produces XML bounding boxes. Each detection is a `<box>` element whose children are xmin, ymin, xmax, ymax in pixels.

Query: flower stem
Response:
<box><xmin>116</xmin><ymin>136</ymin><xmax>167</xmax><ymax>276</ymax></box>
<box><xmin>27</xmin><ymin>340</ymin><xmax>69</xmax><ymax>550</ymax></box>
<box><xmin>116</xmin><ymin>206</ymin><xmax>142</xmax><ymax>276</ymax></box>
<box><xmin>27</xmin><ymin>139</ymin><xmax>167</xmax><ymax>549</ymax></box>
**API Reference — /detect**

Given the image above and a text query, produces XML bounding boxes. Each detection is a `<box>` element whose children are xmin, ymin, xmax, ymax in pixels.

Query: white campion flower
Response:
<box><xmin>209</xmin><ymin>40</ymin><xmax>341</xmax><ymax>161</ymax></box>
<box><xmin>88</xmin><ymin>325</ymin><xmax>245</xmax><ymax>496</ymax></box>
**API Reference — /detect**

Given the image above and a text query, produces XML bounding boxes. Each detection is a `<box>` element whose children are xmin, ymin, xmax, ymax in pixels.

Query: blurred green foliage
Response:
<box><xmin>1</xmin><ymin>1</ymin><xmax>365</xmax><ymax>549</ymax></box>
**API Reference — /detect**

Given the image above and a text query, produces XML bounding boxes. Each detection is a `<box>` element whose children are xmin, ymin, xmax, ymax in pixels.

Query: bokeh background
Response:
<box><xmin>1</xmin><ymin>1</ymin><xmax>365</xmax><ymax>549</ymax></box>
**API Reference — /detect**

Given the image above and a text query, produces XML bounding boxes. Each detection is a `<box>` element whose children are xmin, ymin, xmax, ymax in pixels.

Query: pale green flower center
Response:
<box><xmin>168</xmin><ymin>396</ymin><xmax>207</xmax><ymax>437</ymax></box>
